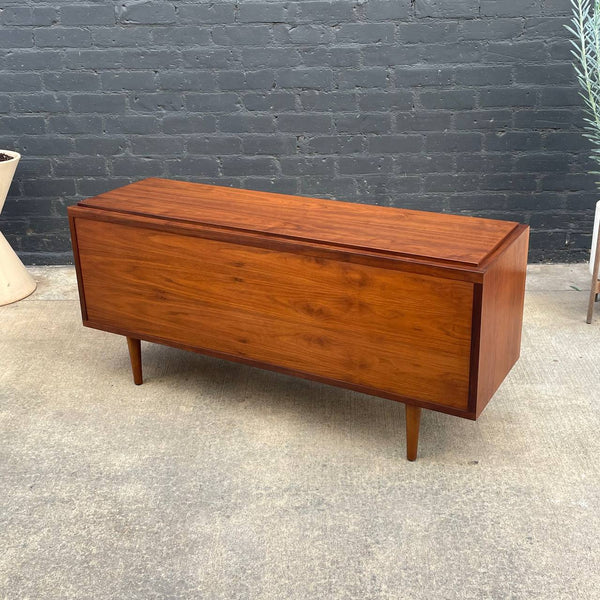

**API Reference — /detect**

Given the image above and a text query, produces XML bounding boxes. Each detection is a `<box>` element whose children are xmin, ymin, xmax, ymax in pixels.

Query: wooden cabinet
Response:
<box><xmin>68</xmin><ymin>178</ymin><xmax>529</xmax><ymax>460</ymax></box>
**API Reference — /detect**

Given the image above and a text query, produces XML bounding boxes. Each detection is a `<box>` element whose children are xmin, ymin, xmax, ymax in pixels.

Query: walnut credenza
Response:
<box><xmin>68</xmin><ymin>178</ymin><xmax>529</xmax><ymax>460</ymax></box>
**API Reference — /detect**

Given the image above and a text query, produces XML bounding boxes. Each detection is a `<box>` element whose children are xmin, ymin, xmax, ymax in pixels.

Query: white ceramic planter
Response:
<box><xmin>589</xmin><ymin>200</ymin><xmax>600</xmax><ymax>275</ymax></box>
<box><xmin>0</xmin><ymin>150</ymin><xmax>36</xmax><ymax>305</ymax></box>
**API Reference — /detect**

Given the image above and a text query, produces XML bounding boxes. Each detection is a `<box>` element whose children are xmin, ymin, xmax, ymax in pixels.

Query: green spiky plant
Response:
<box><xmin>566</xmin><ymin>0</ymin><xmax>600</xmax><ymax>163</ymax></box>
<box><xmin>567</xmin><ymin>0</ymin><xmax>600</xmax><ymax>322</ymax></box>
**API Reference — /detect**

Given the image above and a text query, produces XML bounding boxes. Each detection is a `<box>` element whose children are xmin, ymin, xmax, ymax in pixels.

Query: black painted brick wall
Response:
<box><xmin>0</xmin><ymin>0</ymin><xmax>594</xmax><ymax>263</ymax></box>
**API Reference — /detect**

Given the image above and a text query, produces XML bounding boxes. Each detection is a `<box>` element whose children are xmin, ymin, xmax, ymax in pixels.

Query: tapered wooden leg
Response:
<box><xmin>587</xmin><ymin>225</ymin><xmax>600</xmax><ymax>324</ymax></box>
<box><xmin>126</xmin><ymin>337</ymin><xmax>143</xmax><ymax>385</ymax></box>
<box><xmin>405</xmin><ymin>404</ymin><xmax>421</xmax><ymax>461</ymax></box>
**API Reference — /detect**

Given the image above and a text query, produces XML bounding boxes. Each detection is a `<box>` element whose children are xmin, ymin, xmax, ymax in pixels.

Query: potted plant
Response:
<box><xmin>0</xmin><ymin>150</ymin><xmax>36</xmax><ymax>305</ymax></box>
<box><xmin>567</xmin><ymin>0</ymin><xmax>600</xmax><ymax>322</ymax></box>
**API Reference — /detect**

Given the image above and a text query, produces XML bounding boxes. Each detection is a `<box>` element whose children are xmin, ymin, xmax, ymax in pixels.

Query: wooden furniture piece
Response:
<box><xmin>68</xmin><ymin>178</ymin><xmax>529</xmax><ymax>460</ymax></box>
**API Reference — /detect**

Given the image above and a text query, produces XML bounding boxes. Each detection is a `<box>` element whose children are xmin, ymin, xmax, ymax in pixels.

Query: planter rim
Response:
<box><xmin>0</xmin><ymin>150</ymin><xmax>21</xmax><ymax>163</ymax></box>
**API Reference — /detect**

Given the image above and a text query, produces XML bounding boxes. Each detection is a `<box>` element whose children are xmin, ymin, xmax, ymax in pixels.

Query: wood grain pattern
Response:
<box><xmin>475</xmin><ymin>226</ymin><xmax>529</xmax><ymax>416</ymax></box>
<box><xmin>79</xmin><ymin>178</ymin><xmax>518</xmax><ymax>267</ymax></box>
<box><xmin>74</xmin><ymin>217</ymin><xmax>474</xmax><ymax>410</ymax></box>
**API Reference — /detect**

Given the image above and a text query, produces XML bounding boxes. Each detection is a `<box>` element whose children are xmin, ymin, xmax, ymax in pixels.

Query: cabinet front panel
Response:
<box><xmin>76</xmin><ymin>218</ymin><xmax>473</xmax><ymax>409</ymax></box>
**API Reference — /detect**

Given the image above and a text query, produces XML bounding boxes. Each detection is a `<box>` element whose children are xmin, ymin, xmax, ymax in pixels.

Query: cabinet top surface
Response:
<box><xmin>78</xmin><ymin>178</ymin><xmax>521</xmax><ymax>267</ymax></box>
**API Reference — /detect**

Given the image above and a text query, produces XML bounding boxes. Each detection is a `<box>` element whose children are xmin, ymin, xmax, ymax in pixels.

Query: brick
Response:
<box><xmin>275</xmin><ymin>24</ymin><xmax>335</xmax><ymax>45</ymax></box>
<box><xmin>514</xmin><ymin>153</ymin><xmax>568</xmax><ymax>172</ymax></box>
<box><xmin>539</xmin><ymin>87</ymin><xmax>582</xmax><ymax>106</ymax></box>
<box><xmin>366</xmin><ymin>1</ymin><xmax>411</xmax><ymax>20</ymax></box>
<box><xmin>481</xmin><ymin>1</ymin><xmax>541</xmax><ymax>17</ymax></box>
<box><xmin>218</xmin><ymin>70</ymin><xmax>275</xmax><ymax>91</ymax></box>
<box><xmin>130</xmin><ymin>93</ymin><xmax>185</xmax><ymax>112</ymax></box>
<box><xmin>75</xmin><ymin>137</ymin><xmax>128</xmax><ymax>155</ymax></box>
<box><xmin>514</xmin><ymin>64</ymin><xmax>575</xmax><ymax>85</ymax></box>
<box><xmin>368</xmin><ymin>135</ymin><xmax>424</xmax><ymax>153</ymax></box>
<box><xmin>300</xmin><ymin>47</ymin><xmax>360</xmax><ymax>68</ymax></box>
<box><xmin>71</xmin><ymin>94</ymin><xmax>126</xmax><ymax>113</ymax></box>
<box><xmin>454</xmin><ymin>111</ymin><xmax>513</xmax><ymax>130</ymax></box>
<box><xmin>394</xmin><ymin>68</ymin><xmax>454</xmax><ymax>87</ymax></box>
<box><xmin>300</xmin><ymin>92</ymin><xmax>357</xmax><ymax>112</ymax></box>
<box><xmin>453</xmin><ymin>66</ymin><xmax>512</xmax><ymax>86</ymax></box>
<box><xmin>186</xmin><ymin>93</ymin><xmax>240</xmax><ymax>113</ymax></box>
<box><xmin>92</xmin><ymin>27</ymin><xmax>153</xmax><ymax>47</ymax></box>
<box><xmin>44</xmin><ymin>72</ymin><xmax>99</xmax><ymax>91</ymax></box>
<box><xmin>23</xmin><ymin>179</ymin><xmax>76</xmax><ymax>197</ymax></box>
<box><xmin>480</xmin><ymin>174</ymin><xmax>538</xmax><ymax>191</ymax></box>
<box><xmin>420</xmin><ymin>43</ymin><xmax>482</xmax><ymax>64</ymax></box>
<box><xmin>166</xmin><ymin>157</ymin><xmax>219</xmax><ymax>177</ymax></box>
<box><xmin>60</xmin><ymin>5</ymin><xmax>115</xmax><ymax>25</ymax></box>
<box><xmin>152</xmin><ymin>27</ymin><xmax>211</xmax><ymax>47</ymax></box>
<box><xmin>455</xmin><ymin>154</ymin><xmax>513</xmax><ymax>173</ymax></box>
<box><xmin>416</xmin><ymin>0</ymin><xmax>480</xmax><ymax>18</ymax></box>
<box><xmin>281</xmin><ymin>157</ymin><xmax>335</xmax><ymax>175</ymax></box>
<box><xmin>544</xmin><ymin>132</ymin><xmax>589</xmax><ymax>151</ymax></box>
<box><xmin>339</xmin><ymin>156</ymin><xmax>393</xmax><ymax>174</ymax></box>
<box><xmin>221</xmin><ymin>157</ymin><xmax>279</xmax><ymax>176</ymax></box>
<box><xmin>12</xmin><ymin>94</ymin><xmax>69</xmax><ymax>113</ymax></box>
<box><xmin>241</xmin><ymin>48</ymin><xmax>301</xmax><ymax>68</ymax></box>
<box><xmin>362</xmin><ymin>45</ymin><xmax>421</xmax><ymax>66</ymax></box>
<box><xmin>419</xmin><ymin>90</ymin><xmax>477</xmax><ymax>110</ymax></box>
<box><xmin>338</xmin><ymin>68</ymin><xmax>388</xmax><ymax>89</ymax></box>
<box><xmin>335</xmin><ymin>23</ymin><xmax>394</xmax><ymax>44</ymax></box>
<box><xmin>242</xmin><ymin>136</ymin><xmax>297</xmax><ymax>155</ymax></box>
<box><xmin>277</xmin><ymin>68</ymin><xmax>334</xmax><ymax>90</ymax></box>
<box><xmin>177</xmin><ymin>4</ymin><xmax>235</xmax><ymax>24</ymax></box>
<box><xmin>424</xmin><ymin>174</ymin><xmax>480</xmax><ymax>192</ymax></box>
<box><xmin>35</xmin><ymin>27</ymin><xmax>92</xmax><ymax>48</ymax></box>
<box><xmin>396</xmin><ymin>112</ymin><xmax>453</xmax><ymax>131</ymax></box>
<box><xmin>131</xmin><ymin>135</ymin><xmax>184</xmax><ymax>156</ymax></box>
<box><xmin>218</xmin><ymin>114</ymin><xmax>275</xmax><ymax>133</ymax></box>
<box><xmin>113</xmin><ymin>157</ymin><xmax>166</xmax><ymax>177</ymax></box>
<box><xmin>212</xmin><ymin>26</ymin><xmax>271</xmax><ymax>46</ymax></box>
<box><xmin>459</xmin><ymin>18</ymin><xmax>523</xmax><ymax>40</ymax></box>
<box><xmin>0</xmin><ymin>73</ymin><xmax>42</xmax><ymax>92</ymax></box>
<box><xmin>238</xmin><ymin>3</ymin><xmax>286</xmax><ymax>23</ymax></box>
<box><xmin>5</xmin><ymin>51</ymin><xmax>64</xmax><ymax>71</ymax></box>
<box><xmin>335</xmin><ymin>114</ymin><xmax>392</xmax><ymax>134</ymax></box>
<box><xmin>485</xmin><ymin>132</ymin><xmax>542</xmax><ymax>151</ymax></box>
<box><xmin>1</xmin><ymin>7</ymin><xmax>57</xmax><ymax>26</ymax></box>
<box><xmin>480</xmin><ymin>88</ymin><xmax>536</xmax><ymax>107</ymax></box>
<box><xmin>104</xmin><ymin>116</ymin><xmax>160</xmax><ymax>134</ymax></box>
<box><xmin>0</xmin><ymin>116</ymin><xmax>45</xmax><ymax>135</ymax></box>
<box><xmin>188</xmin><ymin>137</ymin><xmax>243</xmax><ymax>155</ymax></box>
<box><xmin>484</xmin><ymin>42</ymin><xmax>547</xmax><ymax>63</ymax></box>
<box><xmin>306</xmin><ymin>136</ymin><xmax>366</xmax><ymax>154</ymax></box>
<box><xmin>425</xmin><ymin>132</ymin><xmax>482</xmax><ymax>152</ymax></box>
<box><xmin>395</xmin><ymin>154</ymin><xmax>454</xmax><ymax>173</ymax></box>
<box><xmin>182</xmin><ymin>49</ymin><xmax>235</xmax><ymax>69</ymax></box>
<box><xmin>277</xmin><ymin>113</ymin><xmax>333</xmax><ymax>133</ymax></box>
<box><xmin>54</xmin><ymin>157</ymin><xmax>108</xmax><ymax>177</ymax></box>
<box><xmin>242</xmin><ymin>92</ymin><xmax>297</xmax><ymax>111</ymax></box>
<box><xmin>117</xmin><ymin>2</ymin><xmax>176</xmax><ymax>24</ymax></box>
<box><xmin>162</xmin><ymin>115</ymin><xmax>216</xmax><ymax>133</ymax></box>
<box><xmin>158</xmin><ymin>71</ymin><xmax>217</xmax><ymax>92</ymax></box>
<box><xmin>101</xmin><ymin>71</ymin><xmax>156</xmax><ymax>91</ymax></box>
<box><xmin>397</xmin><ymin>22</ymin><xmax>459</xmax><ymax>44</ymax></box>
<box><xmin>358</xmin><ymin>91</ymin><xmax>413</xmax><ymax>111</ymax></box>
<box><xmin>240</xmin><ymin>178</ymin><xmax>298</xmax><ymax>195</ymax></box>
<box><xmin>288</xmin><ymin>2</ymin><xmax>355</xmax><ymax>24</ymax></box>
<box><xmin>49</xmin><ymin>115</ymin><xmax>103</xmax><ymax>134</ymax></box>
<box><xmin>0</xmin><ymin>29</ymin><xmax>33</xmax><ymax>48</ymax></box>
<box><xmin>19</xmin><ymin>136</ymin><xmax>74</xmax><ymax>156</ymax></box>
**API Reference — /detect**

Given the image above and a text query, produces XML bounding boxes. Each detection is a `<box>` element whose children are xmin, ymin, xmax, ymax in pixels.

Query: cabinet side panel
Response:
<box><xmin>76</xmin><ymin>218</ymin><xmax>474</xmax><ymax>410</ymax></box>
<box><xmin>476</xmin><ymin>227</ymin><xmax>529</xmax><ymax>416</ymax></box>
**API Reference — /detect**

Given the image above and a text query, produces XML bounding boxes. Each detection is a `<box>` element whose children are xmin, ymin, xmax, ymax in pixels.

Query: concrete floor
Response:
<box><xmin>1</xmin><ymin>264</ymin><xmax>599</xmax><ymax>599</ymax></box>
